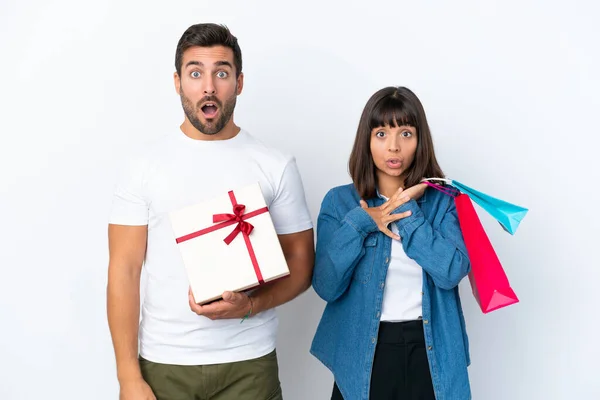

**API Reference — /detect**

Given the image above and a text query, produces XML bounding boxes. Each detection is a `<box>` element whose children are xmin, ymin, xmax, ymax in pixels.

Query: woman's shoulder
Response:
<box><xmin>321</xmin><ymin>183</ymin><xmax>361</xmax><ymax>209</ymax></box>
<box><xmin>326</xmin><ymin>183</ymin><xmax>359</xmax><ymax>198</ymax></box>
<box><xmin>422</xmin><ymin>185</ymin><xmax>456</xmax><ymax>215</ymax></box>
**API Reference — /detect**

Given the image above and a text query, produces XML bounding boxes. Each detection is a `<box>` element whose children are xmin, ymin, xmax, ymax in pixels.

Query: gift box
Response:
<box><xmin>168</xmin><ymin>182</ymin><xmax>289</xmax><ymax>305</ymax></box>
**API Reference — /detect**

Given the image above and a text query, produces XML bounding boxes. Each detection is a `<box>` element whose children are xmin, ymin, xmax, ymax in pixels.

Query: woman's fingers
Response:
<box><xmin>381</xmin><ymin>226</ymin><xmax>400</xmax><ymax>241</ymax></box>
<box><xmin>390</xmin><ymin>210</ymin><xmax>412</xmax><ymax>222</ymax></box>
<box><xmin>381</xmin><ymin>195</ymin><xmax>410</xmax><ymax>214</ymax></box>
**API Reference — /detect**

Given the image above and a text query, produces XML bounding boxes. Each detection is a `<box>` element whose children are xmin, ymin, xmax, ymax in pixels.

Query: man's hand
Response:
<box><xmin>188</xmin><ymin>288</ymin><xmax>252</xmax><ymax>320</ymax></box>
<box><xmin>187</xmin><ymin>229</ymin><xmax>314</xmax><ymax>321</ymax></box>
<box><xmin>119</xmin><ymin>377</ymin><xmax>156</xmax><ymax>400</ymax></box>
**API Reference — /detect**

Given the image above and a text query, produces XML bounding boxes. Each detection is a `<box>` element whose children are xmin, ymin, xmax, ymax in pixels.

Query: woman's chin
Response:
<box><xmin>377</xmin><ymin>168</ymin><xmax>404</xmax><ymax>179</ymax></box>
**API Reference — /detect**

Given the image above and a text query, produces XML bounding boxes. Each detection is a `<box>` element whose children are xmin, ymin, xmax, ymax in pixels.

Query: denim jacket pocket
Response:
<box><xmin>352</xmin><ymin>233</ymin><xmax>378</xmax><ymax>284</ymax></box>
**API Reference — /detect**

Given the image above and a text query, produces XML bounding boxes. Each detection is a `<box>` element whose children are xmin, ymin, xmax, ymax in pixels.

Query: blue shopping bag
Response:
<box><xmin>422</xmin><ymin>178</ymin><xmax>528</xmax><ymax>235</ymax></box>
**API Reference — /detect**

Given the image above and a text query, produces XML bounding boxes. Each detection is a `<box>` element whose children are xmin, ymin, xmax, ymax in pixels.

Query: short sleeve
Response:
<box><xmin>268</xmin><ymin>158</ymin><xmax>313</xmax><ymax>235</ymax></box>
<box><xmin>108</xmin><ymin>156</ymin><xmax>149</xmax><ymax>226</ymax></box>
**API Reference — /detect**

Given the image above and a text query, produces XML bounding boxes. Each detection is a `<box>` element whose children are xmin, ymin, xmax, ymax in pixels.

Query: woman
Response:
<box><xmin>310</xmin><ymin>86</ymin><xmax>472</xmax><ymax>400</ymax></box>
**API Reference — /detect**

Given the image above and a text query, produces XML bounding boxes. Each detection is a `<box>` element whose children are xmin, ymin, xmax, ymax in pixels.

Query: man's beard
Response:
<box><xmin>180</xmin><ymin>88</ymin><xmax>237</xmax><ymax>135</ymax></box>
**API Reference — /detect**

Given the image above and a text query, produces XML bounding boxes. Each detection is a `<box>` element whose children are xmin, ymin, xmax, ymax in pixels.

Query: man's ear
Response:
<box><xmin>174</xmin><ymin>72</ymin><xmax>181</xmax><ymax>95</ymax></box>
<box><xmin>236</xmin><ymin>72</ymin><xmax>244</xmax><ymax>95</ymax></box>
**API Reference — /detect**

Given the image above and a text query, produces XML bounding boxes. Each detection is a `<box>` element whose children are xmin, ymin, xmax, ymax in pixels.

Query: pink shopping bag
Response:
<box><xmin>425</xmin><ymin>182</ymin><xmax>519</xmax><ymax>313</ymax></box>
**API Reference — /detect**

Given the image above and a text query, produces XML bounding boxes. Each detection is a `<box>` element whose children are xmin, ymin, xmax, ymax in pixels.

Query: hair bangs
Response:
<box><xmin>368</xmin><ymin>96</ymin><xmax>419</xmax><ymax>131</ymax></box>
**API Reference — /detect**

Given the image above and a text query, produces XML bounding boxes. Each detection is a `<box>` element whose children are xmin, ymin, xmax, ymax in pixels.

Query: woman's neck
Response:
<box><xmin>377</xmin><ymin>172</ymin><xmax>405</xmax><ymax>199</ymax></box>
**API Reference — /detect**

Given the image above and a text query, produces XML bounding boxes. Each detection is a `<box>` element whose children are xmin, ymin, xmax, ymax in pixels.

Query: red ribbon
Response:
<box><xmin>213</xmin><ymin>203</ymin><xmax>255</xmax><ymax>245</ymax></box>
<box><xmin>175</xmin><ymin>191</ymin><xmax>268</xmax><ymax>284</ymax></box>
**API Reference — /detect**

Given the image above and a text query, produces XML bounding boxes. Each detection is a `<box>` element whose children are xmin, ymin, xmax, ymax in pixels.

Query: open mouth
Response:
<box><xmin>200</xmin><ymin>102</ymin><xmax>219</xmax><ymax>119</ymax></box>
<box><xmin>386</xmin><ymin>159</ymin><xmax>403</xmax><ymax>169</ymax></box>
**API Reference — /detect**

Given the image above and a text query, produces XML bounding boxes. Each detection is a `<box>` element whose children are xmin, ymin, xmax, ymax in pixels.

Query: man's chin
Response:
<box><xmin>198</xmin><ymin>127</ymin><xmax>220</xmax><ymax>135</ymax></box>
<box><xmin>191</xmin><ymin>119</ymin><xmax>221</xmax><ymax>135</ymax></box>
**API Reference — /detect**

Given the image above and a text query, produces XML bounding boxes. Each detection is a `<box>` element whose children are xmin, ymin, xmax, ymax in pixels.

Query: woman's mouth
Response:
<box><xmin>386</xmin><ymin>158</ymin><xmax>403</xmax><ymax>169</ymax></box>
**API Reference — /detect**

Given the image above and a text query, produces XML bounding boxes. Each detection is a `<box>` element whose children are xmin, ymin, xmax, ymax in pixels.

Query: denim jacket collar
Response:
<box><xmin>372</xmin><ymin>186</ymin><xmax>428</xmax><ymax>207</ymax></box>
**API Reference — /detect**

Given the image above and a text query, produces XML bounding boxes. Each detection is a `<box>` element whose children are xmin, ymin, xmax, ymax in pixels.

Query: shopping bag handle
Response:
<box><xmin>421</xmin><ymin>180</ymin><xmax>461</xmax><ymax>197</ymax></box>
<box><xmin>421</xmin><ymin>177</ymin><xmax>453</xmax><ymax>184</ymax></box>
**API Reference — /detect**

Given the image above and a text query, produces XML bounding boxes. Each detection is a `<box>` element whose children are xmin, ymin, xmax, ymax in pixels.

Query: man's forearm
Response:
<box><xmin>250</xmin><ymin>252</ymin><xmax>313</xmax><ymax>315</ymax></box>
<box><xmin>107</xmin><ymin>266</ymin><xmax>142</xmax><ymax>382</ymax></box>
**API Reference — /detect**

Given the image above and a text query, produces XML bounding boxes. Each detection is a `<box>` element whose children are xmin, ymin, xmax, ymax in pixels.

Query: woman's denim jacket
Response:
<box><xmin>310</xmin><ymin>184</ymin><xmax>472</xmax><ymax>400</ymax></box>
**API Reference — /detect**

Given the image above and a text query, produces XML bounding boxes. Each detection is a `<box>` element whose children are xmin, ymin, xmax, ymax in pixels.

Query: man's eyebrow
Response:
<box><xmin>215</xmin><ymin>61</ymin><xmax>233</xmax><ymax>68</ymax></box>
<box><xmin>184</xmin><ymin>61</ymin><xmax>233</xmax><ymax>69</ymax></box>
<box><xmin>185</xmin><ymin>61</ymin><xmax>203</xmax><ymax>68</ymax></box>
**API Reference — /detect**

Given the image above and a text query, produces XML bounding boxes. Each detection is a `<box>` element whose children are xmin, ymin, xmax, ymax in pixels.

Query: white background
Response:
<box><xmin>1</xmin><ymin>0</ymin><xmax>599</xmax><ymax>399</ymax></box>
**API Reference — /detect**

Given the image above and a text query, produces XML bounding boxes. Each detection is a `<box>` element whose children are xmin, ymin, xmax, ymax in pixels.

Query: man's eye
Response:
<box><xmin>191</xmin><ymin>71</ymin><xmax>201</xmax><ymax>78</ymax></box>
<box><xmin>217</xmin><ymin>71</ymin><xmax>228</xmax><ymax>78</ymax></box>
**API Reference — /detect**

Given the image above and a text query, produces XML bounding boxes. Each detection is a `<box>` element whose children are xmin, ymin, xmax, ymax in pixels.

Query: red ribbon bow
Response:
<box><xmin>213</xmin><ymin>204</ymin><xmax>255</xmax><ymax>245</ymax></box>
<box><xmin>174</xmin><ymin>190</ymin><xmax>269</xmax><ymax>284</ymax></box>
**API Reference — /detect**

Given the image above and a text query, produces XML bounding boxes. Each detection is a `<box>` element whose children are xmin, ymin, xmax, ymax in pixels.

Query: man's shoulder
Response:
<box><xmin>119</xmin><ymin>133</ymin><xmax>176</xmax><ymax>165</ymax></box>
<box><xmin>135</xmin><ymin>133</ymin><xmax>176</xmax><ymax>157</ymax></box>
<box><xmin>110</xmin><ymin>134</ymin><xmax>177</xmax><ymax>182</ymax></box>
<box><xmin>241</xmin><ymin>130</ymin><xmax>294</xmax><ymax>167</ymax></box>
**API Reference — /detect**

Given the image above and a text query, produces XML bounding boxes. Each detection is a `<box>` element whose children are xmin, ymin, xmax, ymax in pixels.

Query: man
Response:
<box><xmin>107</xmin><ymin>23</ymin><xmax>315</xmax><ymax>400</ymax></box>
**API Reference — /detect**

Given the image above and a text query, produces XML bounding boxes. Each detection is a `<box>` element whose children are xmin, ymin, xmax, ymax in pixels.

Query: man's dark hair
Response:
<box><xmin>175</xmin><ymin>23</ymin><xmax>242</xmax><ymax>77</ymax></box>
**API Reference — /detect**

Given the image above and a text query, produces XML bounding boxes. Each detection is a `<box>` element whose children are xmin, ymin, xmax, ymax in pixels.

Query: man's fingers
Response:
<box><xmin>188</xmin><ymin>287</ymin><xmax>203</xmax><ymax>314</ymax></box>
<box><xmin>222</xmin><ymin>291</ymin><xmax>245</xmax><ymax>304</ymax></box>
<box><xmin>222</xmin><ymin>291</ymin><xmax>234</xmax><ymax>302</ymax></box>
<box><xmin>189</xmin><ymin>289</ymin><xmax>226</xmax><ymax>316</ymax></box>
<box><xmin>192</xmin><ymin>301</ymin><xmax>224</xmax><ymax>317</ymax></box>
<box><xmin>189</xmin><ymin>296</ymin><xmax>205</xmax><ymax>315</ymax></box>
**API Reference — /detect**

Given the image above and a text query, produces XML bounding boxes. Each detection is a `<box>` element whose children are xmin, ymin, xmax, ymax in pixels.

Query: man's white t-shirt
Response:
<box><xmin>108</xmin><ymin>129</ymin><xmax>313</xmax><ymax>366</ymax></box>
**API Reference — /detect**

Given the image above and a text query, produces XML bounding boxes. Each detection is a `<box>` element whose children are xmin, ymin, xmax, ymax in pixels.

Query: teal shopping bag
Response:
<box><xmin>422</xmin><ymin>178</ymin><xmax>528</xmax><ymax>235</ymax></box>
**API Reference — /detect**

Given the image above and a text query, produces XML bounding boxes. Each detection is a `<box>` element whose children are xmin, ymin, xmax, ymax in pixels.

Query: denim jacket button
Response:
<box><xmin>380</xmin><ymin>283</ymin><xmax>385</xmax><ymax>289</ymax></box>
<box><xmin>372</xmin><ymin>337</ymin><xmax>376</xmax><ymax>344</ymax></box>
<box><xmin>376</xmin><ymin>311</ymin><xmax>381</xmax><ymax>318</ymax></box>
<box><xmin>385</xmin><ymin>257</ymin><xmax>389</xmax><ymax>264</ymax></box>
<box><xmin>428</xmin><ymin>346</ymin><xmax>433</xmax><ymax>350</ymax></box>
<box><xmin>424</xmin><ymin>320</ymin><xmax>429</xmax><ymax>324</ymax></box>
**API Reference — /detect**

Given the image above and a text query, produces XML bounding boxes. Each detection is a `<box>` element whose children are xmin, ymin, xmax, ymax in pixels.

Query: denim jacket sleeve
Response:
<box><xmin>393</xmin><ymin>196</ymin><xmax>470</xmax><ymax>290</ymax></box>
<box><xmin>312</xmin><ymin>189</ymin><xmax>378</xmax><ymax>302</ymax></box>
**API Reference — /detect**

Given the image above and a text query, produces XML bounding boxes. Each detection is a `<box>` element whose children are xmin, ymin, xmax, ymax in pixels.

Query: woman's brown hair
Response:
<box><xmin>349</xmin><ymin>86</ymin><xmax>445</xmax><ymax>199</ymax></box>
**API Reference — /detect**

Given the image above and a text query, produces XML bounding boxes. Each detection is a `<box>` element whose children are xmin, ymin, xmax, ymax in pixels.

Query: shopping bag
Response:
<box><xmin>424</xmin><ymin>182</ymin><xmax>520</xmax><ymax>313</ymax></box>
<box><xmin>421</xmin><ymin>178</ymin><xmax>528</xmax><ymax>235</ymax></box>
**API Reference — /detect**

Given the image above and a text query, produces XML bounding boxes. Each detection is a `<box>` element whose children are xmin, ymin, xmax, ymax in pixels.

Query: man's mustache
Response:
<box><xmin>197</xmin><ymin>96</ymin><xmax>222</xmax><ymax>108</ymax></box>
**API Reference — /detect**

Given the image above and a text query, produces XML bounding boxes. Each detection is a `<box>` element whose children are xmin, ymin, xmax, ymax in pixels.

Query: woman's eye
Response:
<box><xmin>402</xmin><ymin>131</ymin><xmax>412</xmax><ymax>137</ymax></box>
<box><xmin>217</xmin><ymin>71</ymin><xmax>228</xmax><ymax>78</ymax></box>
<box><xmin>375</xmin><ymin>131</ymin><xmax>386</xmax><ymax>138</ymax></box>
<box><xmin>191</xmin><ymin>71</ymin><xmax>201</xmax><ymax>78</ymax></box>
